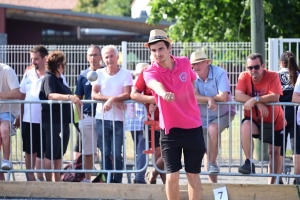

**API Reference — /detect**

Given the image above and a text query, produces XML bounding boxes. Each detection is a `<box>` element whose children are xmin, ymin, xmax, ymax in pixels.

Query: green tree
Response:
<box><xmin>74</xmin><ymin>0</ymin><xmax>132</xmax><ymax>17</ymax></box>
<box><xmin>147</xmin><ymin>0</ymin><xmax>300</xmax><ymax>42</ymax></box>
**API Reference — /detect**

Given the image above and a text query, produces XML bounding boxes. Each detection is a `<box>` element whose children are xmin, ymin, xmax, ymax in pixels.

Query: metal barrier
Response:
<box><xmin>0</xmin><ymin>100</ymin><xmax>300</xmax><ymax>184</ymax></box>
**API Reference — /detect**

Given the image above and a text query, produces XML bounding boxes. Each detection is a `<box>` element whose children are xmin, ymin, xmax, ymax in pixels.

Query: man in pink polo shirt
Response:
<box><xmin>143</xmin><ymin>29</ymin><xmax>206</xmax><ymax>200</ymax></box>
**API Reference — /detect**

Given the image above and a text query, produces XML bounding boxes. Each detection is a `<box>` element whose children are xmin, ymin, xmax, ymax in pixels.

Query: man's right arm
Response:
<box><xmin>91</xmin><ymin>84</ymin><xmax>110</xmax><ymax>101</ymax></box>
<box><xmin>235</xmin><ymin>90</ymin><xmax>253</xmax><ymax>103</ymax></box>
<box><xmin>130</xmin><ymin>87</ymin><xmax>155</xmax><ymax>104</ymax></box>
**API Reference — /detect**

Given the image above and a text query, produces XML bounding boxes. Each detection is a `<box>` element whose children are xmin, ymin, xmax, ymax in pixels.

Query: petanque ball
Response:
<box><xmin>87</xmin><ymin>71</ymin><xmax>98</xmax><ymax>82</ymax></box>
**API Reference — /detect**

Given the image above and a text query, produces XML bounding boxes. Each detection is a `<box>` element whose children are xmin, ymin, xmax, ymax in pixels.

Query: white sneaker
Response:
<box><xmin>1</xmin><ymin>159</ymin><xmax>12</xmax><ymax>170</ymax></box>
<box><xmin>80</xmin><ymin>178</ymin><xmax>91</xmax><ymax>183</ymax></box>
<box><xmin>36</xmin><ymin>177</ymin><xmax>45</xmax><ymax>182</ymax></box>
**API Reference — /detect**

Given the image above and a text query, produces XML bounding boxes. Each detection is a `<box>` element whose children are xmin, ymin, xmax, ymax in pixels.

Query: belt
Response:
<box><xmin>83</xmin><ymin>112</ymin><xmax>93</xmax><ymax>117</ymax></box>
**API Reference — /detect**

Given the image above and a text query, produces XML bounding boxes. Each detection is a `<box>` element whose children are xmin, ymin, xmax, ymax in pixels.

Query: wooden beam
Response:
<box><xmin>0</xmin><ymin>182</ymin><xmax>299</xmax><ymax>200</ymax></box>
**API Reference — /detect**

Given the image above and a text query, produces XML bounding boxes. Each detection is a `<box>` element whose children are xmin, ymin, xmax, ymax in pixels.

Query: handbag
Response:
<box><xmin>251</xmin><ymin>80</ymin><xmax>274</xmax><ymax>144</ymax></box>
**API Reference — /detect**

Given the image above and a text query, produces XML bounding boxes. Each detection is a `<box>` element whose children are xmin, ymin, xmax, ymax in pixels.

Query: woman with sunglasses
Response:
<box><xmin>39</xmin><ymin>51</ymin><xmax>82</xmax><ymax>182</ymax></box>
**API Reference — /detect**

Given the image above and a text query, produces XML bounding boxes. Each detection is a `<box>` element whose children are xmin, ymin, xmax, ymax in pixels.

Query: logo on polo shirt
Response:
<box><xmin>179</xmin><ymin>72</ymin><xmax>187</xmax><ymax>82</ymax></box>
<box><xmin>85</xmin><ymin>81</ymin><xmax>91</xmax><ymax>85</ymax></box>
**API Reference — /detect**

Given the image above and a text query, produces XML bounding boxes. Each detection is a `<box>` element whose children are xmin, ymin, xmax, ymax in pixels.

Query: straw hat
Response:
<box><xmin>190</xmin><ymin>50</ymin><xmax>212</xmax><ymax>64</ymax></box>
<box><xmin>144</xmin><ymin>29</ymin><xmax>172</xmax><ymax>48</ymax></box>
<box><xmin>133</xmin><ymin>63</ymin><xmax>149</xmax><ymax>76</ymax></box>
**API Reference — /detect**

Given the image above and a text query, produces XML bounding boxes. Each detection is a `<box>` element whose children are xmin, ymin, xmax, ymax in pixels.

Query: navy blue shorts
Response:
<box><xmin>160</xmin><ymin>126</ymin><xmax>206</xmax><ymax>174</ymax></box>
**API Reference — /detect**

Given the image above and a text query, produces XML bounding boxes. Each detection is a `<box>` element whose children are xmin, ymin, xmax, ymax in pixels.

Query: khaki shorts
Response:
<box><xmin>202</xmin><ymin>114</ymin><xmax>235</xmax><ymax>148</ymax></box>
<box><xmin>80</xmin><ymin>114</ymin><xmax>98</xmax><ymax>155</ymax></box>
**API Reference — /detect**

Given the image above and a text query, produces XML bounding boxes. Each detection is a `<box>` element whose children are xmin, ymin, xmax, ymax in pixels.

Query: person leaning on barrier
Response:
<box><xmin>143</xmin><ymin>29</ymin><xmax>206</xmax><ymax>200</ymax></box>
<box><xmin>130</xmin><ymin>58</ymin><xmax>166</xmax><ymax>185</ymax></box>
<box><xmin>278</xmin><ymin>51</ymin><xmax>300</xmax><ymax>185</ymax></box>
<box><xmin>235</xmin><ymin>53</ymin><xmax>284</xmax><ymax>184</ymax></box>
<box><xmin>92</xmin><ymin>45</ymin><xmax>133</xmax><ymax>183</ymax></box>
<box><xmin>39</xmin><ymin>51</ymin><xmax>82</xmax><ymax>182</ymax></box>
<box><xmin>0</xmin><ymin>62</ymin><xmax>20</xmax><ymax>180</ymax></box>
<box><xmin>74</xmin><ymin>44</ymin><xmax>103</xmax><ymax>183</ymax></box>
<box><xmin>125</xmin><ymin>63</ymin><xmax>149</xmax><ymax>184</ymax></box>
<box><xmin>284</xmin><ymin>51</ymin><xmax>300</xmax><ymax>185</ymax></box>
<box><xmin>191</xmin><ymin>50</ymin><xmax>236</xmax><ymax>183</ymax></box>
<box><xmin>16</xmin><ymin>45</ymin><xmax>69</xmax><ymax>182</ymax></box>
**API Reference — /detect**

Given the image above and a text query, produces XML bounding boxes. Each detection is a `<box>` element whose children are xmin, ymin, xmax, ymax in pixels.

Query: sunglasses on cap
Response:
<box><xmin>247</xmin><ymin>65</ymin><xmax>260</xmax><ymax>70</ymax></box>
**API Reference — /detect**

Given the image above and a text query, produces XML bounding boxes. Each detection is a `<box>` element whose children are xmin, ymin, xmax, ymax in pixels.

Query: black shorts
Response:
<box><xmin>283</xmin><ymin>124</ymin><xmax>300</xmax><ymax>155</ymax></box>
<box><xmin>43</xmin><ymin>123</ymin><xmax>70</xmax><ymax>160</ymax></box>
<box><xmin>148</xmin><ymin>129</ymin><xmax>160</xmax><ymax>148</ymax></box>
<box><xmin>160</xmin><ymin>126</ymin><xmax>206</xmax><ymax>174</ymax></box>
<box><xmin>22</xmin><ymin>122</ymin><xmax>46</xmax><ymax>158</ymax></box>
<box><xmin>241</xmin><ymin>117</ymin><xmax>283</xmax><ymax>148</ymax></box>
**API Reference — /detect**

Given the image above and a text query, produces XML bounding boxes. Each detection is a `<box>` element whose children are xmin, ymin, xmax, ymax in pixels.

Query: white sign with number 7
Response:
<box><xmin>213</xmin><ymin>186</ymin><xmax>228</xmax><ymax>200</ymax></box>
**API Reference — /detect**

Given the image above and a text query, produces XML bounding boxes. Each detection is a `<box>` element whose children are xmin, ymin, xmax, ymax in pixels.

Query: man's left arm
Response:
<box><xmin>255</xmin><ymin>73</ymin><xmax>281</xmax><ymax>103</ymax></box>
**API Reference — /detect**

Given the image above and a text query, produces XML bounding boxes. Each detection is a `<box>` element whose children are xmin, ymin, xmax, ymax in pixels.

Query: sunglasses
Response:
<box><xmin>247</xmin><ymin>65</ymin><xmax>260</xmax><ymax>70</ymax></box>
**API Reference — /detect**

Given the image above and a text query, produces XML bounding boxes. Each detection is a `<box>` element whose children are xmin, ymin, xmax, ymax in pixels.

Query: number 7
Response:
<box><xmin>218</xmin><ymin>191</ymin><xmax>223</xmax><ymax>199</ymax></box>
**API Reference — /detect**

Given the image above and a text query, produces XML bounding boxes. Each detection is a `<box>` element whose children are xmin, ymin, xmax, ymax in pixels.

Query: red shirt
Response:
<box><xmin>134</xmin><ymin>68</ymin><xmax>160</xmax><ymax>121</ymax></box>
<box><xmin>236</xmin><ymin>69</ymin><xmax>284</xmax><ymax>131</ymax></box>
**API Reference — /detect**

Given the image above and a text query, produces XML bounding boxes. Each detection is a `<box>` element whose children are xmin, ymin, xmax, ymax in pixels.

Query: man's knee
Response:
<box><xmin>268</xmin><ymin>145</ymin><xmax>281</xmax><ymax>157</ymax></box>
<box><xmin>167</xmin><ymin>172</ymin><xmax>180</xmax><ymax>182</ymax></box>
<box><xmin>208</xmin><ymin>123</ymin><xmax>219</xmax><ymax>139</ymax></box>
<box><xmin>0</xmin><ymin>121</ymin><xmax>10</xmax><ymax>138</ymax></box>
<box><xmin>241</xmin><ymin>120</ymin><xmax>259</xmax><ymax>136</ymax></box>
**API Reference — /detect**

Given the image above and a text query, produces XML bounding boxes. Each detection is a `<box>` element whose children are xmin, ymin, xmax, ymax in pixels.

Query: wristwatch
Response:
<box><xmin>254</xmin><ymin>96</ymin><xmax>260</xmax><ymax>102</ymax></box>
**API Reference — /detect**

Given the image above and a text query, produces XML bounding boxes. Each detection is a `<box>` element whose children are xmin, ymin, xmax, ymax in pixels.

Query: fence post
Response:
<box><xmin>268</xmin><ymin>38</ymin><xmax>279</xmax><ymax>71</ymax></box>
<box><xmin>121</xmin><ymin>41</ymin><xmax>127</xmax><ymax>70</ymax></box>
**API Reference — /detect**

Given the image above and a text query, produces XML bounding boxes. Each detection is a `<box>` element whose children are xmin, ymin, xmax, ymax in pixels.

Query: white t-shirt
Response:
<box><xmin>20</xmin><ymin>68</ymin><xmax>68</xmax><ymax>123</ymax></box>
<box><xmin>294</xmin><ymin>76</ymin><xmax>300</xmax><ymax>125</ymax></box>
<box><xmin>0</xmin><ymin>63</ymin><xmax>20</xmax><ymax>117</ymax></box>
<box><xmin>93</xmin><ymin>68</ymin><xmax>133</xmax><ymax>121</ymax></box>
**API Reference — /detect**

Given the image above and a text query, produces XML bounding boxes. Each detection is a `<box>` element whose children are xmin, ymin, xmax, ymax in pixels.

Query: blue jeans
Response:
<box><xmin>131</xmin><ymin>130</ymin><xmax>146</xmax><ymax>183</ymax></box>
<box><xmin>96</xmin><ymin>120</ymin><xmax>124</xmax><ymax>183</ymax></box>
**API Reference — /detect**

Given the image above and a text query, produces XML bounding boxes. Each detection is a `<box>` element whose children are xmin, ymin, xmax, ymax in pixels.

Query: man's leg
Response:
<box><xmin>241</xmin><ymin>120</ymin><xmax>258</xmax><ymax>159</ymax></box>
<box><xmin>268</xmin><ymin>145</ymin><xmax>282</xmax><ymax>184</ymax></box>
<box><xmin>53</xmin><ymin>159</ymin><xmax>62</xmax><ymax>182</ymax></box>
<box><xmin>35</xmin><ymin>157</ymin><xmax>44</xmax><ymax>181</ymax></box>
<box><xmin>25</xmin><ymin>152</ymin><xmax>37</xmax><ymax>181</ymax></box>
<box><xmin>0</xmin><ymin>137</ymin><xmax>4</xmax><ymax>180</ymax></box>
<box><xmin>238</xmin><ymin>119</ymin><xmax>259</xmax><ymax>174</ymax></box>
<box><xmin>147</xmin><ymin>131</ymin><xmax>166</xmax><ymax>184</ymax></box>
<box><xmin>165</xmin><ymin>172</ymin><xmax>180</xmax><ymax>200</ymax></box>
<box><xmin>186</xmin><ymin>172</ymin><xmax>202</xmax><ymax>200</ymax></box>
<box><xmin>111</xmin><ymin>121</ymin><xmax>124</xmax><ymax>183</ymax></box>
<box><xmin>131</xmin><ymin>130</ymin><xmax>146</xmax><ymax>183</ymax></box>
<box><xmin>82</xmin><ymin>116</ymin><xmax>97</xmax><ymax>181</ymax></box>
<box><xmin>0</xmin><ymin>121</ymin><xmax>10</xmax><ymax>160</ymax></box>
<box><xmin>96</xmin><ymin>120</ymin><xmax>112</xmax><ymax>181</ymax></box>
<box><xmin>43</xmin><ymin>157</ymin><xmax>52</xmax><ymax>181</ymax></box>
<box><xmin>206</xmin><ymin>123</ymin><xmax>219</xmax><ymax>183</ymax></box>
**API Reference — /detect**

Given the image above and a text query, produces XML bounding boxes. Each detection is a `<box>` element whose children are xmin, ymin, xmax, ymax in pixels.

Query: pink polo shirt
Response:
<box><xmin>143</xmin><ymin>55</ymin><xmax>202</xmax><ymax>134</ymax></box>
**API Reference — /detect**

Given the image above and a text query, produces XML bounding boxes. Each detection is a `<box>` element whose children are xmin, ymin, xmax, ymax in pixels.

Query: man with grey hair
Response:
<box><xmin>75</xmin><ymin>44</ymin><xmax>103</xmax><ymax>182</ymax></box>
<box><xmin>92</xmin><ymin>45</ymin><xmax>133</xmax><ymax>183</ymax></box>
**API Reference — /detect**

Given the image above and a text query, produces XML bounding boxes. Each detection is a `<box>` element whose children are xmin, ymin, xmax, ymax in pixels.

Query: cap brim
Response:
<box><xmin>144</xmin><ymin>38</ymin><xmax>172</xmax><ymax>48</ymax></box>
<box><xmin>191</xmin><ymin>59</ymin><xmax>212</xmax><ymax>64</ymax></box>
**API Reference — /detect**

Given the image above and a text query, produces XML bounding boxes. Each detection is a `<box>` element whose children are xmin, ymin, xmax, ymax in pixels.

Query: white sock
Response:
<box><xmin>249</xmin><ymin>159</ymin><xmax>254</xmax><ymax>163</ymax></box>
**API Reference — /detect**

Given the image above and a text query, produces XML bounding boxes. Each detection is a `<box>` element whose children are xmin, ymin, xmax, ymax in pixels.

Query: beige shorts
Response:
<box><xmin>80</xmin><ymin>114</ymin><xmax>98</xmax><ymax>155</ymax></box>
<box><xmin>202</xmin><ymin>114</ymin><xmax>235</xmax><ymax>148</ymax></box>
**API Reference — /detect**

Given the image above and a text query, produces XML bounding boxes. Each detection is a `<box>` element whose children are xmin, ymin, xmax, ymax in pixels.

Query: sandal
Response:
<box><xmin>145</xmin><ymin>171</ymin><xmax>156</xmax><ymax>184</ymax></box>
